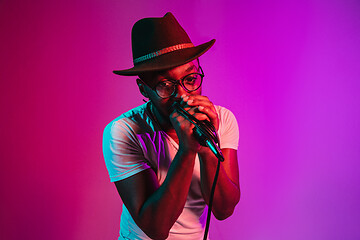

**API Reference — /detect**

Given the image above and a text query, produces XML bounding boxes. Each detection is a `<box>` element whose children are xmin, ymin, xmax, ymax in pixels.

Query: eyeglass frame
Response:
<box><xmin>138</xmin><ymin>59</ymin><xmax>205</xmax><ymax>99</ymax></box>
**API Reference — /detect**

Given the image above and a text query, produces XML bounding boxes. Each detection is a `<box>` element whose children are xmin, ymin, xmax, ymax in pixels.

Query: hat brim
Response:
<box><xmin>113</xmin><ymin>39</ymin><xmax>215</xmax><ymax>76</ymax></box>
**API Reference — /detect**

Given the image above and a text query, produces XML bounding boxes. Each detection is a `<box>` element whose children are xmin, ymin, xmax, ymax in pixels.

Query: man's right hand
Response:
<box><xmin>169</xmin><ymin>103</ymin><xmax>202</xmax><ymax>153</ymax></box>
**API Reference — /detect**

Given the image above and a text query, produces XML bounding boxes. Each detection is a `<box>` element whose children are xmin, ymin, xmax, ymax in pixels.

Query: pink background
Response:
<box><xmin>1</xmin><ymin>0</ymin><xmax>359</xmax><ymax>239</ymax></box>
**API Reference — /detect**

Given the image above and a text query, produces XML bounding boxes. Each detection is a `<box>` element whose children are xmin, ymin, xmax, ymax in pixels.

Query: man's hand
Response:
<box><xmin>171</xmin><ymin>94</ymin><xmax>219</xmax><ymax>153</ymax></box>
<box><xmin>169</xmin><ymin>94</ymin><xmax>219</xmax><ymax>153</ymax></box>
<box><xmin>169</xmin><ymin>103</ymin><xmax>201</xmax><ymax>153</ymax></box>
<box><xmin>181</xmin><ymin>94</ymin><xmax>219</xmax><ymax>132</ymax></box>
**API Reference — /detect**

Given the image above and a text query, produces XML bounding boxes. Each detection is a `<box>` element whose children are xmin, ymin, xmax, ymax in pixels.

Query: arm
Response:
<box><xmin>115</xmin><ymin>148</ymin><xmax>197</xmax><ymax>239</ymax></box>
<box><xmin>181</xmin><ymin>95</ymin><xmax>240</xmax><ymax>220</ymax></box>
<box><xmin>112</xmin><ymin>109</ymin><xmax>202</xmax><ymax>239</ymax></box>
<box><xmin>198</xmin><ymin>147</ymin><xmax>240</xmax><ymax>220</ymax></box>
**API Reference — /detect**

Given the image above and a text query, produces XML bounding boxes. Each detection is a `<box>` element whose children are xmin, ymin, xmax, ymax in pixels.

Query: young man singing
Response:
<box><xmin>103</xmin><ymin>12</ymin><xmax>240</xmax><ymax>240</ymax></box>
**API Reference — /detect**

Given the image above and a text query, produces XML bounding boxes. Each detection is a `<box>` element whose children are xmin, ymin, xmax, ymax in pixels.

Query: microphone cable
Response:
<box><xmin>203</xmin><ymin>156</ymin><xmax>221</xmax><ymax>240</ymax></box>
<box><xmin>172</xmin><ymin>102</ymin><xmax>223</xmax><ymax>240</ymax></box>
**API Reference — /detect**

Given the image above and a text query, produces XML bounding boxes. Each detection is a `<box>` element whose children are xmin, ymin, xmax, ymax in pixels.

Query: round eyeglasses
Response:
<box><xmin>150</xmin><ymin>65</ymin><xmax>204</xmax><ymax>99</ymax></box>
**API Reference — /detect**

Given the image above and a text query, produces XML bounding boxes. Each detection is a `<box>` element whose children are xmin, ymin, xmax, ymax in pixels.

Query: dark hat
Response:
<box><xmin>113</xmin><ymin>12</ymin><xmax>215</xmax><ymax>76</ymax></box>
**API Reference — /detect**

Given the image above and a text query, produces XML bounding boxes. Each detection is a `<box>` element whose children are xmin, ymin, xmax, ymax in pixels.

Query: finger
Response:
<box><xmin>176</xmin><ymin>106</ymin><xmax>210</xmax><ymax>125</ymax></box>
<box><xmin>179</xmin><ymin>106</ymin><xmax>209</xmax><ymax>121</ymax></box>
<box><xmin>182</xmin><ymin>95</ymin><xmax>216</xmax><ymax>113</ymax></box>
<box><xmin>198</xmin><ymin>106</ymin><xmax>218</xmax><ymax>122</ymax></box>
<box><xmin>181</xmin><ymin>96</ymin><xmax>219</xmax><ymax>129</ymax></box>
<box><xmin>197</xmin><ymin>106</ymin><xmax>219</xmax><ymax>131</ymax></box>
<box><xmin>193</xmin><ymin>112</ymin><xmax>210</xmax><ymax>122</ymax></box>
<box><xmin>182</xmin><ymin>95</ymin><xmax>210</xmax><ymax>105</ymax></box>
<box><xmin>198</xmin><ymin>106</ymin><xmax>217</xmax><ymax>120</ymax></box>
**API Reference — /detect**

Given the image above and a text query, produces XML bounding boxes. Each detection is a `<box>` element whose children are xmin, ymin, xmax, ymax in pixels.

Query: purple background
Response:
<box><xmin>1</xmin><ymin>0</ymin><xmax>359</xmax><ymax>239</ymax></box>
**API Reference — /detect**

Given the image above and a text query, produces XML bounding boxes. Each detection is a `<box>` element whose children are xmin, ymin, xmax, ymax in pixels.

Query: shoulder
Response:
<box><xmin>214</xmin><ymin>105</ymin><xmax>239</xmax><ymax>149</ymax></box>
<box><xmin>214</xmin><ymin>105</ymin><xmax>238</xmax><ymax>124</ymax></box>
<box><xmin>102</xmin><ymin>103</ymin><xmax>155</xmax><ymax>182</ymax></box>
<box><xmin>103</xmin><ymin>102</ymin><xmax>153</xmax><ymax>137</ymax></box>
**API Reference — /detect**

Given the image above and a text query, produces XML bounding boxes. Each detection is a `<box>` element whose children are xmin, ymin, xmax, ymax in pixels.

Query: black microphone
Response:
<box><xmin>172</xmin><ymin>102</ymin><xmax>224</xmax><ymax>162</ymax></box>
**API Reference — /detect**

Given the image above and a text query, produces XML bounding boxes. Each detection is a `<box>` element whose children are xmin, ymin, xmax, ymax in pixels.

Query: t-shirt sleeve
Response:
<box><xmin>217</xmin><ymin>106</ymin><xmax>239</xmax><ymax>150</ymax></box>
<box><xmin>102</xmin><ymin>119</ymin><xmax>151</xmax><ymax>182</ymax></box>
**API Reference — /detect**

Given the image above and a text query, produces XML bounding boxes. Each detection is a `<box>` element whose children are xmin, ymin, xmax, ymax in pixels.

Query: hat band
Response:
<box><xmin>133</xmin><ymin>43</ymin><xmax>194</xmax><ymax>64</ymax></box>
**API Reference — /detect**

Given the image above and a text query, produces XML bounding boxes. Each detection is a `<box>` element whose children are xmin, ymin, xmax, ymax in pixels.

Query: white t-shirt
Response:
<box><xmin>103</xmin><ymin>102</ymin><xmax>239</xmax><ymax>240</ymax></box>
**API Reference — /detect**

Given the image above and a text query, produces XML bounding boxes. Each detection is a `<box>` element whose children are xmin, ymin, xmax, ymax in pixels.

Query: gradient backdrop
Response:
<box><xmin>1</xmin><ymin>0</ymin><xmax>359</xmax><ymax>239</ymax></box>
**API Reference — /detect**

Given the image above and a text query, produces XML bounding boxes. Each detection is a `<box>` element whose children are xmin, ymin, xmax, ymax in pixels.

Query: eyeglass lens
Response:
<box><xmin>156</xmin><ymin>73</ymin><xmax>203</xmax><ymax>98</ymax></box>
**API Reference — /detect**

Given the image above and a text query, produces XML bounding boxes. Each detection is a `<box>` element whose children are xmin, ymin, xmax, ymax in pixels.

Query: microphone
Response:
<box><xmin>172</xmin><ymin>102</ymin><xmax>224</xmax><ymax>162</ymax></box>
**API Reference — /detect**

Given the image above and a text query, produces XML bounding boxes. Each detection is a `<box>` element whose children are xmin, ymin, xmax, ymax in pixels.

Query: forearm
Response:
<box><xmin>199</xmin><ymin>149</ymin><xmax>240</xmax><ymax>220</ymax></box>
<box><xmin>137</xmin><ymin>149</ymin><xmax>197</xmax><ymax>239</ymax></box>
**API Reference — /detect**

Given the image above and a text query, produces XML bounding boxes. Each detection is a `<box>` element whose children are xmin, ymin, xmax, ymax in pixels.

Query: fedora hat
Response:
<box><xmin>113</xmin><ymin>12</ymin><xmax>215</xmax><ymax>76</ymax></box>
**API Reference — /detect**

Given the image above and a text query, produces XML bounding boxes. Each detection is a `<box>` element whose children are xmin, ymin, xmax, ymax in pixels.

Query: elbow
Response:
<box><xmin>213</xmin><ymin>206</ymin><xmax>235</xmax><ymax>220</ymax></box>
<box><xmin>213</xmin><ymin>189</ymin><xmax>241</xmax><ymax>220</ymax></box>
<box><xmin>144</xmin><ymin>231</ymin><xmax>169</xmax><ymax>240</ymax></box>
<box><xmin>141</xmin><ymin>221</ymin><xmax>171</xmax><ymax>240</ymax></box>
<box><xmin>136</xmin><ymin>207</ymin><xmax>180</xmax><ymax>239</ymax></box>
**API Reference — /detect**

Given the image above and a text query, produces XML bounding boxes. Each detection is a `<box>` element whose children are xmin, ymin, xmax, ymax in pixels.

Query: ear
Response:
<box><xmin>136</xmin><ymin>78</ymin><xmax>149</xmax><ymax>98</ymax></box>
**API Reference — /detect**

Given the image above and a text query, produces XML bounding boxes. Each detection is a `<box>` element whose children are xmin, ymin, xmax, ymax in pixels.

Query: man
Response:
<box><xmin>103</xmin><ymin>12</ymin><xmax>240</xmax><ymax>240</ymax></box>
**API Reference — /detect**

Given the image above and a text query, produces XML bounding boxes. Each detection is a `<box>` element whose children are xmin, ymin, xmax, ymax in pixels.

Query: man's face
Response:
<box><xmin>140</xmin><ymin>60</ymin><xmax>202</xmax><ymax>119</ymax></box>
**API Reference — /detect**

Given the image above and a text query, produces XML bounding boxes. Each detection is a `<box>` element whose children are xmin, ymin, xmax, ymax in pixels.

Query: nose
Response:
<box><xmin>173</xmin><ymin>82</ymin><xmax>188</xmax><ymax>99</ymax></box>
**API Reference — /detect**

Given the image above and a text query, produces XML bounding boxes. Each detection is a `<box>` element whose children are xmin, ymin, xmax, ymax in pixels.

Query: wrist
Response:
<box><xmin>198</xmin><ymin>146</ymin><xmax>212</xmax><ymax>156</ymax></box>
<box><xmin>198</xmin><ymin>146</ymin><xmax>219</xmax><ymax>164</ymax></box>
<box><xmin>178</xmin><ymin>144</ymin><xmax>198</xmax><ymax>156</ymax></box>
